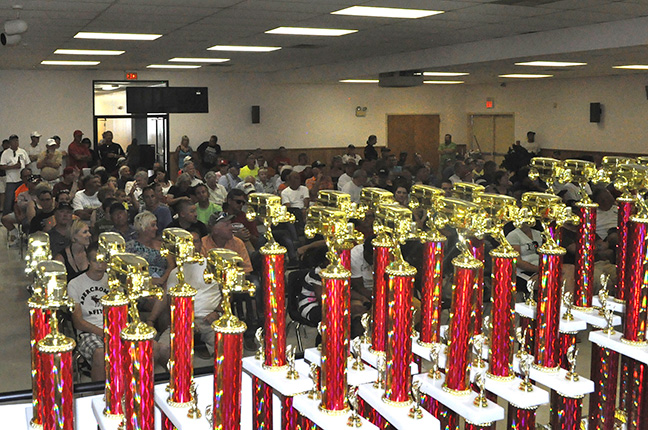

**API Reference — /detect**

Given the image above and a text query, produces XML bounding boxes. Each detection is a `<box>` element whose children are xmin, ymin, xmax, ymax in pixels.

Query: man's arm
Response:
<box><xmin>71</xmin><ymin>304</ymin><xmax>103</xmax><ymax>337</ymax></box>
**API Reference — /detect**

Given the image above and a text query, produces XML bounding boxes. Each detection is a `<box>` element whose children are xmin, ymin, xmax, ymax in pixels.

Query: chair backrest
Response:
<box><xmin>286</xmin><ymin>268</ymin><xmax>310</xmax><ymax>323</ymax></box>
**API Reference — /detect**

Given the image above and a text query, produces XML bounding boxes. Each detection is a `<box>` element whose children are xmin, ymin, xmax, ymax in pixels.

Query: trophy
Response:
<box><xmin>186</xmin><ymin>382</ymin><xmax>202</xmax><ymax>419</ymax></box>
<box><xmin>347</xmin><ymin>386</ymin><xmax>362</xmax><ymax>428</ymax></box>
<box><xmin>360</xmin><ymin>313</ymin><xmax>371</xmax><ymax>344</ymax></box>
<box><xmin>515</xmin><ymin>327</ymin><xmax>527</xmax><ymax>359</ymax></box>
<box><xmin>451</xmin><ymin>182</ymin><xmax>485</xmax><ymax>203</ymax></box>
<box><xmin>317</xmin><ymin>322</ymin><xmax>322</xmax><ymax>351</ymax></box>
<box><xmin>598</xmin><ymin>274</ymin><xmax>610</xmax><ymax>315</ymax></box>
<box><xmin>527</xmin><ymin>157</ymin><xmax>572</xmax><ymax>194</ymax></box>
<box><xmin>351</xmin><ymin>337</ymin><xmax>365</xmax><ymax>371</ymax></box>
<box><xmin>254</xmin><ymin>328</ymin><xmax>264</xmax><ymax>360</ymax></box>
<box><xmin>562</xmin><ymin>288</ymin><xmax>575</xmax><ymax>321</ymax></box>
<box><xmin>98</xmin><ymin>232</ymin><xmax>129</xmax><ymax>418</ymax></box>
<box><xmin>374</xmin><ymin>355</ymin><xmax>386</xmax><ymax>389</ymax></box>
<box><xmin>246</xmin><ymin>193</ymin><xmax>295</xmax><ymax>369</ymax></box>
<box><xmin>308</xmin><ymin>363</ymin><xmax>321</xmax><ymax>400</ymax></box>
<box><xmin>25</xmin><ymin>231</ymin><xmax>51</xmax><ymax>276</ymax></box>
<box><xmin>116</xmin><ymin>253</ymin><xmax>163</xmax><ymax>430</ymax></box>
<box><xmin>565</xmin><ymin>344</ymin><xmax>580</xmax><ymax>382</ymax></box>
<box><xmin>409</xmin><ymin>185</ymin><xmax>446</xmax><ymax>347</ymax></box>
<box><xmin>521</xmin><ymin>192</ymin><xmax>579</xmax><ymax>371</ymax></box>
<box><xmin>473</xmin><ymin>371</ymin><xmax>488</xmax><ymax>407</ymax></box>
<box><xmin>319</xmin><ymin>189</ymin><xmax>366</xmax><ymax>220</ymax></box>
<box><xmin>428</xmin><ymin>343</ymin><xmax>443</xmax><ymax>380</ymax></box>
<box><xmin>359</xmin><ymin>187</ymin><xmax>396</xmax><ymax>213</ymax></box>
<box><xmin>286</xmin><ymin>344</ymin><xmax>299</xmax><ymax>380</ymax></box>
<box><xmin>603</xmin><ymin>308</ymin><xmax>616</xmax><ymax>335</ymax></box>
<box><xmin>34</xmin><ymin>260</ymin><xmax>76</xmax><ymax>430</ymax></box>
<box><xmin>409</xmin><ymin>380</ymin><xmax>423</xmax><ymax>419</ymax></box>
<box><xmin>525</xmin><ymin>278</ymin><xmax>537</xmax><ymax>307</ymax></box>
<box><xmin>518</xmin><ymin>353</ymin><xmax>534</xmax><ymax>392</ymax></box>
<box><xmin>161</xmin><ymin>227</ymin><xmax>202</xmax><ymax>407</ymax></box>
<box><xmin>472</xmin><ymin>334</ymin><xmax>486</xmax><ymax>368</ymax></box>
<box><xmin>204</xmin><ymin>248</ymin><xmax>255</xmax><ymax>430</ymax></box>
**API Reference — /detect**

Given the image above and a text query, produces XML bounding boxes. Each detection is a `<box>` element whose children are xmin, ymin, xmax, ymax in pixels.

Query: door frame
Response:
<box><xmin>467</xmin><ymin>112</ymin><xmax>515</xmax><ymax>158</ymax></box>
<box><xmin>386</xmin><ymin>112</ymin><xmax>442</xmax><ymax>168</ymax></box>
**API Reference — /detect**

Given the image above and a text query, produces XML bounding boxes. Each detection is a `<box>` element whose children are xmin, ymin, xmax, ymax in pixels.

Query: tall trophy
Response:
<box><xmin>115</xmin><ymin>253</ymin><xmax>163</xmax><ymax>430</ymax></box>
<box><xmin>161</xmin><ymin>228</ymin><xmax>203</xmax><ymax>408</ymax></box>
<box><xmin>359</xmin><ymin>187</ymin><xmax>396</xmax><ymax>355</ymax></box>
<box><xmin>521</xmin><ymin>192</ymin><xmax>579</xmax><ymax>372</ymax></box>
<box><xmin>452</xmin><ymin>182</ymin><xmax>487</xmax><ymax>335</ymax></box>
<box><xmin>97</xmin><ymin>232</ymin><xmax>128</xmax><ymax>419</ymax></box>
<box><xmin>25</xmin><ymin>232</ymin><xmax>52</xmax><ymax>429</ymax></box>
<box><xmin>564</xmin><ymin>159</ymin><xmax>599</xmax><ymax>309</ymax></box>
<box><xmin>317</xmin><ymin>190</ymin><xmax>365</xmax><ymax>270</ymax></box>
<box><xmin>480</xmin><ymin>193</ymin><xmax>534</xmax><ymax>380</ymax></box>
<box><xmin>34</xmin><ymin>260</ymin><xmax>76</xmax><ymax>430</ymax></box>
<box><xmin>528</xmin><ymin>156</ymin><xmax>573</xmax><ymax>195</ymax></box>
<box><xmin>437</xmin><ymin>197</ymin><xmax>488</xmax><ymax>395</ymax></box>
<box><xmin>204</xmin><ymin>249</ymin><xmax>255</xmax><ymax>430</ymax></box>
<box><xmin>409</xmin><ymin>185</ymin><xmax>446</xmax><ymax>347</ymax></box>
<box><xmin>373</xmin><ymin>203</ymin><xmax>418</xmax><ymax>406</ymax></box>
<box><xmin>304</xmin><ymin>204</ymin><xmax>362</xmax><ymax>413</ymax></box>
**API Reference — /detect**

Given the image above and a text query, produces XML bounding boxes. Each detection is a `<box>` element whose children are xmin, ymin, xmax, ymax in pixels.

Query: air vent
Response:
<box><xmin>288</xmin><ymin>44</ymin><xmax>323</xmax><ymax>49</ymax></box>
<box><xmin>492</xmin><ymin>0</ymin><xmax>558</xmax><ymax>5</ymax></box>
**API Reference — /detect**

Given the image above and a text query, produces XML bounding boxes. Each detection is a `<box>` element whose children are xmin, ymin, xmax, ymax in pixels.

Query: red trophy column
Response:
<box><xmin>623</xmin><ymin>219</ymin><xmax>648</xmax><ymax>346</ymax></box>
<box><xmin>470</xmin><ymin>238</ymin><xmax>485</xmax><ymax>335</ymax></box>
<box><xmin>573</xmin><ymin>201</ymin><xmax>597</xmax><ymax>308</ymax></box>
<box><xmin>101</xmin><ymin>293</ymin><xmax>129</xmax><ymax>418</ymax></box>
<box><xmin>418</xmin><ymin>237</ymin><xmax>445</xmax><ymax>346</ymax></box>
<box><xmin>507</xmin><ymin>404</ymin><xmax>537</xmax><ymax>430</ymax></box>
<box><xmin>488</xmin><ymin>250</ymin><xmax>517</xmax><ymax>379</ymax></box>
<box><xmin>616</xmin><ymin>197</ymin><xmax>633</xmax><ymax>302</ymax></box>
<box><xmin>589</xmin><ymin>342</ymin><xmax>619</xmax><ymax>430</ymax></box>
<box><xmin>534</xmin><ymin>249</ymin><xmax>565</xmax><ymax>371</ymax></box>
<box><xmin>212</xmin><ymin>319</ymin><xmax>246</xmax><ymax>429</ymax></box>
<box><xmin>371</xmin><ymin>243</ymin><xmax>391</xmax><ymax>355</ymax></box>
<box><xmin>28</xmin><ymin>299</ymin><xmax>50</xmax><ymax>428</ymax></box>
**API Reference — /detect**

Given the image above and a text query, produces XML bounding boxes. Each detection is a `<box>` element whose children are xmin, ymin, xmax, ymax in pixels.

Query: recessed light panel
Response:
<box><xmin>423</xmin><ymin>80</ymin><xmax>464</xmax><ymax>84</ymax></box>
<box><xmin>169</xmin><ymin>57</ymin><xmax>229</xmax><ymax>63</ymax></box>
<box><xmin>339</xmin><ymin>79</ymin><xmax>378</xmax><ymax>83</ymax></box>
<box><xmin>75</xmin><ymin>32</ymin><xmax>162</xmax><ymax>41</ymax></box>
<box><xmin>331</xmin><ymin>6</ymin><xmax>443</xmax><ymax>19</ymax></box>
<box><xmin>515</xmin><ymin>61</ymin><xmax>586</xmax><ymax>67</ymax></box>
<box><xmin>41</xmin><ymin>60</ymin><xmax>100</xmax><ymax>66</ymax></box>
<box><xmin>423</xmin><ymin>72</ymin><xmax>469</xmax><ymax>77</ymax></box>
<box><xmin>207</xmin><ymin>45</ymin><xmax>281</xmax><ymax>52</ymax></box>
<box><xmin>613</xmin><ymin>65</ymin><xmax>648</xmax><ymax>70</ymax></box>
<box><xmin>499</xmin><ymin>74</ymin><xmax>553</xmax><ymax>78</ymax></box>
<box><xmin>54</xmin><ymin>49</ymin><xmax>124</xmax><ymax>56</ymax></box>
<box><xmin>266</xmin><ymin>27</ymin><xmax>357</xmax><ymax>36</ymax></box>
<box><xmin>147</xmin><ymin>64</ymin><xmax>201</xmax><ymax>69</ymax></box>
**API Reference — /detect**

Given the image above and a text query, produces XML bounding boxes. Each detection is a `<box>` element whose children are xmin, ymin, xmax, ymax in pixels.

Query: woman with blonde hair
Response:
<box><xmin>176</xmin><ymin>135</ymin><xmax>193</xmax><ymax>171</ymax></box>
<box><xmin>55</xmin><ymin>218</ymin><xmax>91</xmax><ymax>282</ymax></box>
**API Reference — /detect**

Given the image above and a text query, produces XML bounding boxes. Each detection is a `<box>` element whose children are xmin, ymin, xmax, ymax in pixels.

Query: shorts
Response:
<box><xmin>0</xmin><ymin>176</ymin><xmax>5</xmax><ymax>193</ymax></box>
<box><xmin>77</xmin><ymin>332</ymin><xmax>104</xmax><ymax>362</ymax></box>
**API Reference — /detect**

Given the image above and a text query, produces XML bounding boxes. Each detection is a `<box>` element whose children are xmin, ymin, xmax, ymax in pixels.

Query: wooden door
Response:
<box><xmin>468</xmin><ymin>114</ymin><xmax>514</xmax><ymax>165</ymax></box>
<box><xmin>387</xmin><ymin>115</ymin><xmax>440</xmax><ymax>170</ymax></box>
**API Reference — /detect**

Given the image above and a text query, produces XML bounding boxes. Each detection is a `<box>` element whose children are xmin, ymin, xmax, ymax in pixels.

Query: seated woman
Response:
<box><xmin>55</xmin><ymin>219</ymin><xmax>91</xmax><ymax>282</ymax></box>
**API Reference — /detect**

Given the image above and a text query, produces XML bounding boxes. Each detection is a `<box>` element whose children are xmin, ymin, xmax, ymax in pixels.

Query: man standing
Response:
<box><xmin>521</xmin><ymin>131</ymin><xmax>540</xmax><ymax>154</ymax></box>
<box><xmin>37</xmin><ymin>139</ymin><xmax>64</xmax><ymax>182</ymax></box>
<box><xmin>98</xmin><ymin>131</ymin><xmax>124</xmax><ymax>176</ymax></box>
<box><xmin>0</xmin><ymin>135</ymin><xmax>28</xmax><ymax>214</ymax></box>
<box><xmin>197</xmin><ymin>135</ymin><xmax>221</xmax><ymax>174</ymax></box>
<box><xmin>68</xmin><ymin>130</ymin><xmax>91</xmax><ymax>170</ymax></box>
<box><xmin>27</xmin><ymin>131</ymin><xmax>42</xmax><ymax>174</ymax></box>
<box><xmin>364</xmin><ymin>135</ymin><xmax>378</xmax><ymax>161</ymax></box>
<box><xmin>439</xmin><ymin>133</ymin><xmax>457</xmax><ymax>169</ymax></box>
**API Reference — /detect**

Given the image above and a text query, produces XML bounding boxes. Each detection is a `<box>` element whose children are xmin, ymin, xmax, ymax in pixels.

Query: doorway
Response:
<box><xmin>468</xmin><ymin>114</ymin><xmax>514</xmax><ymax>165</ymax></box>
<box><xmin>387</xmin><ymin>114</ymin><xmax>440</xmax><ymax>170</ymax></box>
<box><xmin>93</xmin><ymin>80</ymin><xmax>169</xmax><ymax>170</ymax></box>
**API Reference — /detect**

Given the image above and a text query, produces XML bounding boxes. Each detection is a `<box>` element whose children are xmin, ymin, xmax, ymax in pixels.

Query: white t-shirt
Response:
<box><xmin>72</xmin><ymin>190</ymin><xmax>101</xmax><ymax>211</ymax></box>
<box><xmin>281</xmin><ymin>186</ymin><xmax>309</xmax><ymax>209</ymax></box>
<box><xmin>506</xmin><ymin>228</ymin><xmax>543</xmax><ymax>280</ymax></box>
<box><xmin>167</xmin><ymin>261</ymin><xmax>221</xmax><ymax>318</ymax></box>
<box><xmin>27</xmin><ymin>144</ymin><xmax>42</xmax><ymax>174</ymax></box>
<box><xmin>293</xmin><ymin>164</ymin><xmax>309</xmax><ymax>173</ymax></box>
<box><xmin>67</xmin><ymin>273</ymin><xmax>109</xmax><ymax>329</ymax></box>
<box><xmin>0</xmin><ymin>147</ymin><xmax>29</xmax><ymax>182</ymax></box>
<box><xmin>337</xmin><ymin>173</ymin><xmax>352</xmax><ymax>191</ymax></box>
<box><xmin>341</xmin><ymin>181</ymin><xmax>363</xmax><ymax>203</ymax></box>
<box><xmin>597</xmin><ymin>206</ymin><xmax>618</xmax><ymax>240</ymax></box>
<box><xmin>208</xmin><ymin>183</ymin><xmax>227</xmax><ymax>207</ymax></box>
<box><xmin>350</xmin><ymin>243</ymin><xmax>373</xmax><ymax>291</ymax></box>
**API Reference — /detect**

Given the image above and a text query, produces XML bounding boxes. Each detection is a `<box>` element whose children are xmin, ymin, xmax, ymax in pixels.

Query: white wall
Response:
<box><xmin>1</xmin><ymin>68</ymin><xmax>647</xmax><ymax>156</ymax></box>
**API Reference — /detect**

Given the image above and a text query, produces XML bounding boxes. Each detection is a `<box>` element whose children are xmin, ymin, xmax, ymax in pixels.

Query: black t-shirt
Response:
<box><xmin>98</xmin><ymin>142</ymin><xmax>125</xmax><ymax>174</ymax></box>
<box><xmin>167</xmin><ymin>185</ymin><xmax>191</xmax><ymax>200</ymax></box>
<box><xmin>48</xmin><ymin>228</ymin><xmax>70</xmax><ymax>256</ymax></box>
<box><xmin>30</xmin><ymin>209</ymin><xmax>56</xmax><ymax>232</ymax></box>
<box><xmin>168</xmin><ymin>219</ymin><xmax>209</xmax><ymax>238</ymax></box>
<box><xmin>364</xmin><ymin>144</ymin><xmax>378</xmax><ymax>161</ymax></box>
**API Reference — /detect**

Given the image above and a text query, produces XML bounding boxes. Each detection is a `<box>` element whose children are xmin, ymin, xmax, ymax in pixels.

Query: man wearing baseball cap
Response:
<box><xmin>68</xmin><ymin>130</ymin><xmax>91</xmax><ymax>170</ymax></box>
<box><xmin>27</xmin><ymin>131</ymin><xmax>42</xmax><ymax>174</ymax></box>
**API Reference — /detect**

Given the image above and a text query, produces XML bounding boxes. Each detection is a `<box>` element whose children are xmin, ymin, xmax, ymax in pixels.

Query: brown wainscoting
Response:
<box><xmin>539</xmin><ymin>148</ymin><xmax>646</xmax><ymax>164</ymax></box>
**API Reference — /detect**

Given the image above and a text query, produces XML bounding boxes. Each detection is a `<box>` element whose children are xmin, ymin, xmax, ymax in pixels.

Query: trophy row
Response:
<box><xmin>22</xmin><ymin>154</ymin><xmax>648</xmax><ymax>430</ymax></box>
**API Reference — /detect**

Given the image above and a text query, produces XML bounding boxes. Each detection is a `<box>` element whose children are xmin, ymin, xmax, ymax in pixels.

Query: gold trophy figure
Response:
<box><xmin>562</xmin><ymin>287</ymin><xmax>575</xmax><ymax>321</ymax></box>
<box><xmin>527</xmin><ymin>157</ymin><xmax>573</xmax><ymax>194</ymax></box>
<box><xmin>254</xmin><ymin>327</ymin><xmax>264</xmax><ymax>360</ymax></box>
<box><xmin>360</xmin><ymin>313</ymin><xmax>371</xmax><ymax>344</ymax></box>
<box><xmin>285</xmin><ymin>344</ymin><xmax>299</xmax><ymax>380</ymax></box>
<box><xmin>515</xmin><ymin>327</ymin><xmax>527</xmax><ymax>359</ymax></box>
<box><xmin>408</xmin><ymin>380</ymin><xmax>423</xmax><ymax>419</ymax></box>
<box><xmin>246</xmin><ymin>193</ymin><xmax>296</xmax><ymax>251</ymax></box>
<box><xmin>518</xmin><ymin>353</ymin><xmax>534</xmax><ymax>392</ymax></box>
<box><xmin>374</xmin><ymin>355</ymin><xmax>386</xmax><ymax>389</ymax></box>
<box><xmin>409</xmin><ymin>184</ymin><xmax>446</xmax><ymax>241</ymax></box>
<box><xmin>598</xmin><ymin>274</ymin><xmax>611</xmax><ymax>315</ymax></box>
<box><xmin>428</xmin><ymin>343</ymin><xmax>443</xmax><ymax>380</ymax></box>
<box><xmin>318</xmin><ymin>189</ymin><xmax>366</xmax><ymax>220</ymax></box>
<box><xmin>359</xmin><ymin>187</ymin><xmax>396</xmax><ymax>213</ymax></box>
<box><xmin>97</xmin><ymin>232</ymin><xmax>126</xmax><ymax>263</ymax></box>
<box><xmin>452</xmin><ymin>182</ymin><xmax>485</xmax><ymax>204</ymax></box>
<box><xmin>563</xmin><ymin>159</ymin><xmax>599</xmax><ymax>203</ymax></box>
<box><xmin>186</xmin><ymin>381</ymin><xmax>202</xmax><ymax>419</ymax></box>
<box><xmin>473</xmin><ymin>371</ymin><xmax>488</xmax><ymax>407</ymax></box>
<box><xmin>308</xmin><ymin>363</ymin><xmax>321</xmax><ymax>400</ymax></box>
<box><xmin>521</xmin><ymin>192</ymin><xmax>580</xmax><ymax>249</ymax></box>
<box><xmin>565</xmin><ymin>344</ymin><xmax>580</xmax><ymax>382</ymax></box>
<box><xmin>351</xmin><ymin>337</ymin><xmax>365</xmax><ymax>371</ymax></box>
<box><xmin>603</xmin><ymin>308</ymin><xmax>616</xmax><ymax>335</ymax></box>
<box><xmin>472</xmin><ymin>334</ymin><xmax>487</xmax><ymax>368</ymax></box>
<box><xmin>347</xmin><ymin>386</ymin><xmax>362</xmax><ymax>427</ymax></box>
<box><xmin>25</xmin><ymin>232</ymin><xmax>51</xmax><ymax>276</ymax></box>
<box><xmin>525</xmin><ymin>278</ymin><xmax>537</xmax><ymax>307</ymax></box>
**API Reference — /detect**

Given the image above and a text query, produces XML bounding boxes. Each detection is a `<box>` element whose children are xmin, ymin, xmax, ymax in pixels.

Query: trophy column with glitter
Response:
<box><xmin>589</xmin><ymin>304</ymin><xmax>619</xmax><ymax>430</ymax></box>
<box><xmin>204</xmin><ymin>249</ymin><xmax>255</xmax><ymax>430</ymax></box>
<box><xmin>34</xmin><ymin>260</ymin><xmax>76</xmax><ymax>430</ymax></box>
<box><xmin>161</xmin><ymin>228</ymin><xmax>203</xmax><ymax>408</ymax></box>
<box><xmin>359</xmin><ymin>187</ymin><xmax>396</xmax><ymax>355</ymax></box>
<box><xmin>374</xmin><ymin>203</ymin><xmax>418</xmax><ymax>405</ymax></box>
<box><xmin>409</xmin><ymin>185</ymin><xmax>446</xmax><ymax>347</ymax></box>
<box><xmin>25</xmin><ymin>232</ymin><xmax>52</xmax><ymax>429</ymax></box>
<box><xmin>116</xmin><ymin>253</ymin><xmax>163</xmax><ymax>430</ymax></box>
<box><xmin>521</xmin><ymin>192</ymin><xmax>579</xmax><ymax>371</ymax></box>
<box><xmin>97</xmin><ymin>232</ymin><xmax>128</xmax><ymax>419</ymax></box>
<box><xmin>528</xmin><ymin>157</ymin><xmax>573</xmax><ymax>242</ymax></box>
<box><xmin>438</xmin><ymin>197</ymin><xmax>488</xmax><ymax>394</ymax></box>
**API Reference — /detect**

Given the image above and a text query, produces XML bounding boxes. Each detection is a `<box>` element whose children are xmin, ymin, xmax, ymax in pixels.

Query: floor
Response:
<box><xmin>0</xmin><ymin>232</ymin><xmax>598</xmax><ymax>428</ymax></box>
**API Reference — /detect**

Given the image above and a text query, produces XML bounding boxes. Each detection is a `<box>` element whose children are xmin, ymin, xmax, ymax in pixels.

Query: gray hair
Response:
<box><xmin>204</xmin><ymin>171</ymin><xmax>217</xmax><ymax>182</ymax></box>
<box><xmin>353</xmin><ymin>169</ymin><xmax>367</xmax><ymax>179</ymax></box>
<box><xmin>176</xmin><ymin>172</ymin><xmax>192</xmax><ymax>185</ymax></box>
<box><xmin>134</xmin><ymin>171</ymin><xmax>148</xmax><ymax>180</ymax></box>
<box><xmin>133</xmin><ymin>210</ymin><xmax>157</xmax><ymax>232</ymax></box>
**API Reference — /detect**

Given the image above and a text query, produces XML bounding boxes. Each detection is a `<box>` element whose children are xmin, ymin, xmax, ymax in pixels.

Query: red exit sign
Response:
<box><xmin>486</xmin><ymin>98</ymin><xmax>494</xmax><ymax>109</ymax></box>
<box><xmin>126</xmin><ymin>72</ymin><xmax>138</xmax><ymax>80</ymax></box>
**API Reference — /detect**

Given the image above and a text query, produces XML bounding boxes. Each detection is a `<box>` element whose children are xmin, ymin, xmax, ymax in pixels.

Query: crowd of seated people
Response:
<box><xmin>1</xmin><ymin>129</ymin><xmax>622</xmax><ymax>379</ymax></box>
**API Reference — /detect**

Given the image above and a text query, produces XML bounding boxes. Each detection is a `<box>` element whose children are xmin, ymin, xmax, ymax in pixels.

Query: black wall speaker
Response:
<box><xmin>251</xmin><ymin>105</ymin><xmax>260</xmax><ymax>124</ymax></box>
<box><xmin>590</xmin><ymin>102</ymin><xmax>602</xmax><ymax>123</ymax></box>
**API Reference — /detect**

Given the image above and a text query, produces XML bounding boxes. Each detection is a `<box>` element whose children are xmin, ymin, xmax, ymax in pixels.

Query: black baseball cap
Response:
<box><xmin>208</xmin><ymin>212</ymin><xmax>234</xmax><ymax>227</ymax></box>
<box><xmin>55</xmin><ymin>203</ymin><xmax>73</xmax><ymax>212</ymax></box>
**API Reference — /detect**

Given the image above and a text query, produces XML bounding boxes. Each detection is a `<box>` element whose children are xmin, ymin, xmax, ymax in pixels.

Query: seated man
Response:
<box><xmin>193</xmin><ymin>183</ymin><xmax>220</xmax><ymax>225</ymax></box>
<box><xmin>167</xmin><ymin>229</ymin><xmax>221</xmax><ymax>355</ymax></box>
<box><xmin>142</xmin><ymin>184</ymin><xmax>172</xmax><ymax>235</ymax></box>
<box><xmin>109</xmin><ymin>202</ymin><xmax>137</xmax><ymax>242</ymax></box>
<box><xmin>1</xmin><ymin>170</ymin><xmax>39</xmax><ymax>245</ymax></box>
<box><xmin>28</xmin><ymin>185</ymin><xmax>56</xmax><ymax>233</ymax></box>
<box><xmin>168</xmin><ymin>198</ymin><xmax>209</xmax><ymax>238</ymax></box>
<box><xmin>71</xmin><ymin>174</ymin><xmax>101</xmax><ymax>221</ymax></box>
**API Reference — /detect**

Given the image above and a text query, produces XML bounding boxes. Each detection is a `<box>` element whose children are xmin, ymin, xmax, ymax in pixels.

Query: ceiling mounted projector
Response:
<box><xmin>4</xmin><ymin>19</ymin><xmax>27</xmax><ymax>35</ymax></box>
<box><xmin>1</xmin><ymin>33</ymin><xmax>21</xmax><ymax>46</ymax></box>
<box><xmin>379</xmin><ymin>70</ymin><xmax>423</xmax><ymax>88</ymax></box>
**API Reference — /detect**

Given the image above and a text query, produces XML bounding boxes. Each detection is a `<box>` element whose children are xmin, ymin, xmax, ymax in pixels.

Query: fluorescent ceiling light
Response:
<box><xmin>423</xmin><ymin>72</ymin><xmax>469</xmax><ymax>77</ymax></box>
<box><xmin>266</xmin><ymin>27</ymin><xmax>357</xmax><ymax>36</ymax></box>
<box><xmin>169</xmin><ymin>57</ymin><xmax>229</xmax><ymax>63</ymax></box>
<box><xmin>499</xmin><ymin>74</ymin><xmax>553</xmax><ymax>79</ymax></box>
<box><xmin>147</xmin><ymin>64</ymin><xmax>201</xmax><ymax>69</ymax></box>
<box><xmin>74</xmin><ymin>32</ymin><xmax>162</xmax><ymax>41</ymax></box>
<box><xmin>208</xmin><ymin>45</ymin><xmax>281</xmax><ymax>52</ymax></box>
<box><xmin>339</xmin><ymin>79</ymin><xmax>378</xmax><ymax>83</ymax></box>
<box><xmin>101</xmin><ymin>85</ymin><xmax>119</xmax><ymax>91</ymax></box>
<box><xmin>331</xmin><ymin>6</ymin><xmax>442</xmax><ymax>19</ymax></box>
<box><xmin>515</xmin><ymin>61</ymin><xmax>586</xmax><ymax>67</ymax></box>
<box><xmin>41</xmin><ymin>60</ymin><xmax>100</xmax><ymax>66</ymax></box>
<box><xmin>613</xmin><ymin>65</ymin><xmax>648</xmax><ymax>70</ymax></box>
<box><xmin>424</xmin><ymin>80</ymin><xmax>464</xmax><ymax>84</ymax></box>
<box><xmin>54</xmin><ymin>49</ymin><xmax>124</xmax><ymax>56</ymax></box>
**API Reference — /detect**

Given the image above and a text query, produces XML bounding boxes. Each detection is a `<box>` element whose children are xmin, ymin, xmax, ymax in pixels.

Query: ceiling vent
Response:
<box><xmin>379</xmin><ymin>70</ymin><xmax>423</xmax><ymax>88</ymax></box>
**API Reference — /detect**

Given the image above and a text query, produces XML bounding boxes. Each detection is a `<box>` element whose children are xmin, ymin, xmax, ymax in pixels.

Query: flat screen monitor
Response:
<box><xmin>126</xmin><ymin>87</ymin><xmax>209</xmax><ymax>113</ymax></box>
